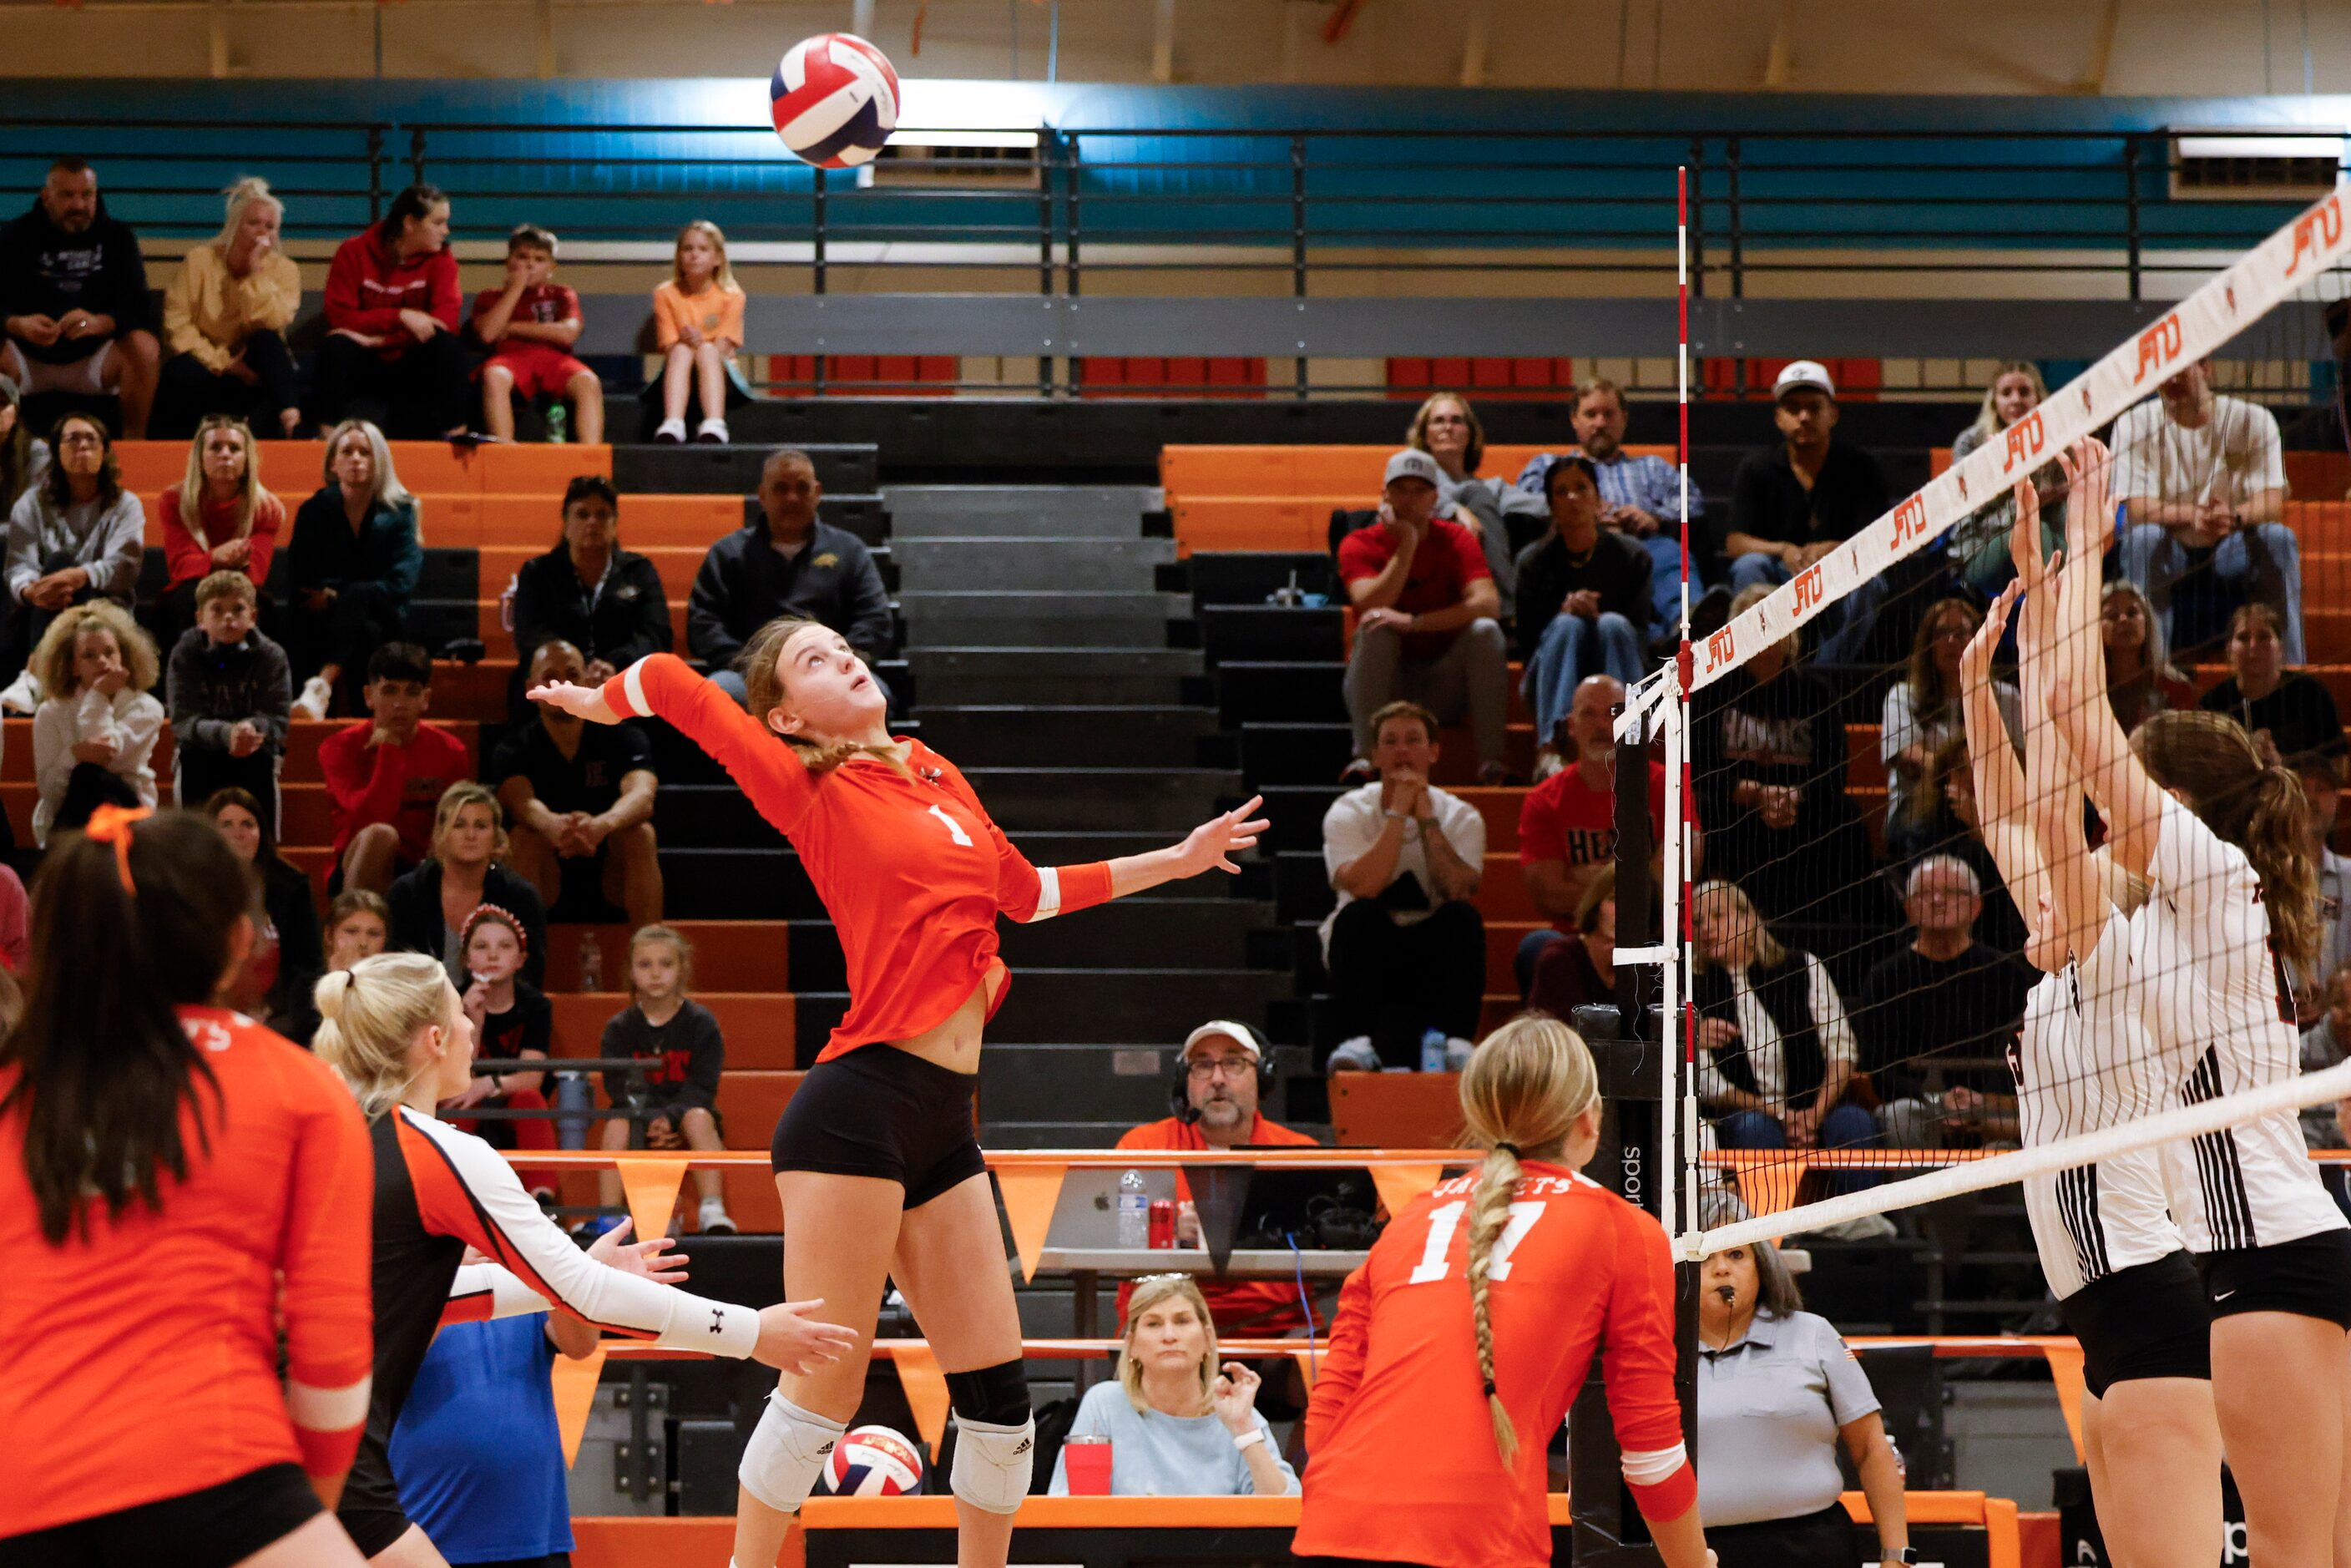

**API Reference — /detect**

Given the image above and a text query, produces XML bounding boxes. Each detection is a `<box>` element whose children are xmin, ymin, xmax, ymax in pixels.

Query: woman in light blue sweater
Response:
<box><xmin>1049</xmin><ymin>1274</ymin><xmax>1297</xmax><ymax>1497</ymax></box>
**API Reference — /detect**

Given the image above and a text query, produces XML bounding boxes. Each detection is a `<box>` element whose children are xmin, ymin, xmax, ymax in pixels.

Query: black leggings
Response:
<box><xmin>1325</xmin><ymin>896</ymin><xmax>1487</xmax><ymax>1065</ymax></box>
<box><xmin>1705</xmin><ymin>1503</ymin><xmax>1857</xmax><ymax>1568</ymax></box>
<box><xmin>311</xmin><ymin>330</ymin><xmax>468</xmax><ymax>438</ymax></box>
<box><xmin>153</xmin><ymin>331</ymin><xmax>299</xmax><ymax>438</ymax></box>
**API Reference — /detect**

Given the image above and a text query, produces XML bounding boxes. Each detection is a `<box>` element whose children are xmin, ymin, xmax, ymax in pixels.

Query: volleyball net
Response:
<box><xmin>1625</xmin><ymin>183</ymin><xmax>2351</xmax><ymax>1261</ymax></box>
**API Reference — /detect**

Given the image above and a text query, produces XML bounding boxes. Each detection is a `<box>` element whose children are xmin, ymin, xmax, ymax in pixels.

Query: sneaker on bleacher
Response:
<box><xmin>698</xmin><ymin>1197</ymin><xmax>736</xmax><ymax>1235</ymax></box>
<box><xmin>1326</xmin><ymin>1037</ymin><xmax>1381</xmax><ymax>1074</ymax></box>
<box><xmin>0</xmin><ymin>669</ymin><xmax>40</xmax><ymax>715</ymax></box>
<box><xmin>655</xmin><ymin>417</ymin><xmax>687</xmax><ymax>443</ymax></box>
<box><xmin>291</xmin><ymin>675</ymin><xmax>331</xmax><ymax>722</ymax></box>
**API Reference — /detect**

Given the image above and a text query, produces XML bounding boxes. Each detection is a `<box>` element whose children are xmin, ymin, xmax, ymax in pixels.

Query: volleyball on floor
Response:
<box><xmin>771</xmin><ymin>33</ymin><xmax>901</xmax><ymax>168</ymax></box>
<box><xmin>817</xmin><ymin>1424</ymin><xmax>927</xmax><ymax>1495</ymax></box>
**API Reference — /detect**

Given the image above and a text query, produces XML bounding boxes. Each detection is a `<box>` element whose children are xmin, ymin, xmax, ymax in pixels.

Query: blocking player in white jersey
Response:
<box><xmin>2044</xmin><ymin>439</ymin><xmax>2351</xmax><ymax>1568</ymax></box>
<box><xmin>1962</xmin><ymin>521</ymin><xmax>2221</xmax><ymax>1568</ymax></box>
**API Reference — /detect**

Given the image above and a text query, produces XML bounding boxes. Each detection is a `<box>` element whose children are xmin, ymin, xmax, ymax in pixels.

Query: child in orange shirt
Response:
<box><xmin>651</xmin><ymin>220</ymin><xmax>746</xmax><ymax>445</ymax></box>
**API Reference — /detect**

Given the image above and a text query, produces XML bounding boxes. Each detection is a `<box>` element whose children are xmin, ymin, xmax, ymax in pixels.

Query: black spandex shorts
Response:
<box><xmin>771</xmin><ymin>1044</ymin><xmax>986</xmax><ymax>1208</ymax></box>
<box><xmin>2060</xmin><ymin>1251</ymin><xmax>2213</xmax><ymax>1397</ymax></box>
<box><xmin>2198</xmin><ymin>1229</ymin><xmax>2351</xmax><ymax>1329</ymax></box>
<box><xmin>0</xmin><ymin>1463</ymin><xmax>321</xmax><ymax>1568</ymax></box>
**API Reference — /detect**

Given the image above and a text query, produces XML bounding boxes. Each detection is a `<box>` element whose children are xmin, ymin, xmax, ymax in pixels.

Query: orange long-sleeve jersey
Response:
<box><xmin>1293</xmin><ymin>1161</ymin><xmax>1694</xmax><ymax>1568</ymax></box>
<box><xmin>0</xmin><ymin>1008</ymin><xmax>375</xmax><ymax>1539</ymax></box>
<box><xmin>603</xmin><ymin>654</ymin><xmax>1112</xmax><ymax>1060</ymax></box>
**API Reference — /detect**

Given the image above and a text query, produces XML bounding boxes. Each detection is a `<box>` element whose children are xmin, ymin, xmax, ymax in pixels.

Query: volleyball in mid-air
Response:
<box><xmin>771</xmin><ymin>33</ymin><xmax>901</xmax><ymax>169</ymax></box>
<box><xmin>816</xmin><ymin>1424</ymin><xmax>927</xmax><ymax>1495</ymax></box>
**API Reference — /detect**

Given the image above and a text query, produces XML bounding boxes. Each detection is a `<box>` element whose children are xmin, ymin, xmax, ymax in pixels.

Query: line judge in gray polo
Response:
<box><xmin>1696</xmin><ymin>1236</ymin><xmax>1912</xmax><ymax>1568</ymax></box>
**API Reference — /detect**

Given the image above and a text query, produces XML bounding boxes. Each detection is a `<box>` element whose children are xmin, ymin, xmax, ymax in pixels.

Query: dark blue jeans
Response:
<box><xmin>1717</xmin><ymin>1102</ymin><xmax>1883</xmax><ymax>1196</ymax></box>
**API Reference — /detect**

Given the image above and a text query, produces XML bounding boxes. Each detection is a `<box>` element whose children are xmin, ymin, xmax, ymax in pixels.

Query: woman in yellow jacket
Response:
<box><xmin>159</xmin><ymin>178</ymin><xmax>302</xmax><ymax>439</ymax></box>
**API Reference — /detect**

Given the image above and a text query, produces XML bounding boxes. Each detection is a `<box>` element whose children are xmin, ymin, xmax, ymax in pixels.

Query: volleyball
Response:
<box><xmin>816</xmin><ymin>1424</ymin><xmax>927</xmax><ymax>1496</ymax></box>
<box><xmin>771</xmin><ymin>33</ymin><xmax>901</xmax><ymax>169</ymax></box>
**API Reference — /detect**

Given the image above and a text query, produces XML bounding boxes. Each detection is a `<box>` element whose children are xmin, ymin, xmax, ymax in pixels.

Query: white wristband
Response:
<box><xmin>1231</xmin><ymin>1427</ymin><xmax>1266</xmax><ymax>1453</ymax></box>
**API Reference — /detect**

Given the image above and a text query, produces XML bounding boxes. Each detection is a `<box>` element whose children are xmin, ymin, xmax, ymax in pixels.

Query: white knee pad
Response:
<box><xmin>738</xmin><ymin>1392</ymin><xmax>845</xmax><ymax>1514</ymax></box>
<box><xmin>948</xmin><ymin>1414</ymin><xmax>1035</xmax><ymax>1515</ymax></box>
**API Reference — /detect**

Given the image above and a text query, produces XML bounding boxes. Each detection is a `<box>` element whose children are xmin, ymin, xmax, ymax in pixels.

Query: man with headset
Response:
<box><xmin>1114</xmin><ymin>1019</ymin><xmax>1321</xmax><ymax>1336</ymax></box>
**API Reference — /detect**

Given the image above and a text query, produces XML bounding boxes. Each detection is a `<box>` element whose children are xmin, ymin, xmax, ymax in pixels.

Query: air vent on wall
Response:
<box><xmin>871</xmin><ymin>129</ymin><xmax>1042</xmax><ymax>190</ymax></box>
<box><xmin>2171</xmin><ymin>134</ymin><xmax>2344</xmax><ymax>201</ymax></box>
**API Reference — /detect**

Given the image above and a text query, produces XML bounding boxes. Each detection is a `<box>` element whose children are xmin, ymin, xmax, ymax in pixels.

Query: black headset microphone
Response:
<box><xmin>1170</xmin><ymin>1022</ymin><xmax>1278</xmax><ymax>1123</ymax></box>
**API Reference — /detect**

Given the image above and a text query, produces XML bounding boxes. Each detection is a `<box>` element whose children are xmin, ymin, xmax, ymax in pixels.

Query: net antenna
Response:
<box><xmin>1615</xmin><ymin>180</ymin><xmax>2351</xmax><ymax>1263</ymax></box>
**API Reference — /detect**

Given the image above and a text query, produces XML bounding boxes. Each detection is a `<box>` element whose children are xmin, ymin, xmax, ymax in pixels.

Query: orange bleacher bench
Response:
<box><xmin>113</xmin><ymin>439</ymin><xmax>609</xmax><ymax>499</ymax></box>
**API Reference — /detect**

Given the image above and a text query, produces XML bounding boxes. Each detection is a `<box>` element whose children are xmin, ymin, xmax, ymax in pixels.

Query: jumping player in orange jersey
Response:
<box><xmin>0</xmin><ymin>808</ymin><xmax>377</xmax><ymax>1567</ymax></box>
<box><xmin>310</xmin><ymin>948</ymin><xmax>857</xmax><ymax>1567</ymax></box>
<box><xmin>528</xmin><ymin>621</ymin><xmax>1268</xmax><ymax>1568</ymax></box>
<box><xmin>1292</xmin><ymin>1013</ymin><xmax>1716</xmax><ymax>1568</ymax></box>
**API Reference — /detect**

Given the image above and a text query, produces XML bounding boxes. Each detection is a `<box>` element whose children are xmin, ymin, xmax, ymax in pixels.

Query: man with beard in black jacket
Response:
<box><xmin>0</xmin><ymin>158</ymin><xmax>159</xmax><ymax>437</ymax></box>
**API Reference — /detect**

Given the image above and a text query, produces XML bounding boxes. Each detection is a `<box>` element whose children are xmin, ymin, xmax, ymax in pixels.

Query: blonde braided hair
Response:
<box><xmin>1458</xmin><ymin>1013</ymin><xmax>1600</xmax><ymax>1466</ymax></box>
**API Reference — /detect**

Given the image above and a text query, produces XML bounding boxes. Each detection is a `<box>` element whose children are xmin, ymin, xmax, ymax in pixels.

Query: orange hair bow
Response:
<box><xmin>83</xmin><ymin>804</ymin><xmax>154</xmax><ymax>893</ymax></box>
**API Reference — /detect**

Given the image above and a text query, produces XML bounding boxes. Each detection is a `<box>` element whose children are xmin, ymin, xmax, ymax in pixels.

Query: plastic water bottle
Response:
<box><xmin>1420</xmin><ymin>1028</ymin><xmax>1449</xmax><ymax>1074</ymax></box>
<box><xmin>1115</xmin><ymin>1170</ymin><xmax>1150</xmax><ymax>1247</ymax></box>
<box><xmin>578</xmin><ymin>931</ymin><xmax>604</xmax><ymax>992</ymax></box>
<box><xmin>546</xmin><ymin>403</ymin><xmax>569</xmax><ymax>444</ymax></box>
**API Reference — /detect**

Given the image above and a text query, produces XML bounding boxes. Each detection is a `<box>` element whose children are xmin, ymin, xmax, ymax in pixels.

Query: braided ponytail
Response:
<box><xmin>1464</xmin><ymin>1139</ymin><xmax>1526</xmax><ymax>1464</ymax></box>
<box><xmin>1456</xmin><ymin>1014</ymin><xmax>1600</xmax><ymax>1469</ymax></box>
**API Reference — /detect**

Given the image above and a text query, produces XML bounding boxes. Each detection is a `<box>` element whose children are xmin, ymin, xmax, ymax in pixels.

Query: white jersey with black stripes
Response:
<box><xmin>2132</xmin><ymin>797</ymin><xmax>2347</xmax><ymax>1253</ymax></box>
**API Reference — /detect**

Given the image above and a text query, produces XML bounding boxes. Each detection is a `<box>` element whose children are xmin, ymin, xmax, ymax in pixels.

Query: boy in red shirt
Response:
<box><xmin>319</xmin><ymin>641</ymin><xmax>471</xmax><ymax>896</ymax></box>
<box><xmin>1515</xmin><ymin>673</ymin><xmax>1667</xmax><ymax>994</ymax></box>
<box><xmin>473</xmin><ymin>225</ymin><xmax>603</xmax><ymax>445</ymax></box>
<box><xmin>1337</xmin><ymin>449</ymin><xmax>1511</xmax><ymax>784</ymax></box>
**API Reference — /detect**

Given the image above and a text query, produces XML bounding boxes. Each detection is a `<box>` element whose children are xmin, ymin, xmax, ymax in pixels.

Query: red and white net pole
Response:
<box><xmin>1662</xmin><ymin>166</ymin><xmax>1694</xmax><ymax>1248</ymax></box>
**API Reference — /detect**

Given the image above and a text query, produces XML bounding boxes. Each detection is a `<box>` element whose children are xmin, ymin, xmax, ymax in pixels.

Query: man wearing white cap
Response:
<box><xmin>1722</xmin><ymin>361</ymin><xmax>1895</xmax><ymax>663</ymax></box>
<box><xmin>1335</xmin><ymin>449</ymin><xmax>1511</xmax><ymax>783</ymax></box>
<box><xmin>1114</xmin><ymin>1020</ymin><xmax>1321</xmax><ymax>1335</ymax></box>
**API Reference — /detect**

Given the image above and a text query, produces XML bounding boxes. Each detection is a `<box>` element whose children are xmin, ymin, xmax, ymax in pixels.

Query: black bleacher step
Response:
<box><xmin>1261</xmin><ymin>784</ymin><xmax>1347</xmax><ymax>852</ymax></box>
<box><xmin>1189</xmin><ymin>552</ymin><xmax>1339</xmax><ymax>609</ymax></box>
<box><xmin>1241</xmin><ymin>721</ymin><xmax>1356</xmax><ymax>786</ymax></box>
<box><xmin>978</xmin><ymin>1044</ymin><xmax>1185</xmax><ymax>1125</ymax></box>
<box><xmin>883</xmin><ymin>485</ymin><xmax>1162</xmax><ymax>539</ymax></box>
<box><xmin>1217</xmin><ymin>660</ymin><xmax>1346</xmax><ymax>726</ymax></box>
<box><xmin>908</xmin><ymin>646</ymin><xmax>1203</xmax><ymax>707</ymax></box>
<box><xmin>997</xmin><ymin>898</ymin><xmax>1281</xmax><ymax>970</ymax></box>
<box><xmin>614</xmin><ymin>443</ymin><xmax>877</xmax><ymax>496</ymax></box>
<box><xmin>918</xmin><ymin>706</ymin><xmax>1222</xmax><ymax>769</ymax></box>
<box><xmin>405</xmin><ymin>600</ymin><xmax>478</xmax><ymax>651</ymax></box>
<box><xmin>794</xmin><ymin>968</ymin><xmax>1288</xmax><ymax>1052</ymax></box>
<box><xmin>1199</xmin><ymin>604</ymin><xmax>1343</xmax><ymax>665</ymax></box>
<box><xmin>1276</xmin><ymin>851</ymin><xmax>1340</xmax><ymax>923</ymax></box>
<box><xmin>959</xmin><ymin>767</ymin><xmax>1244</xmax><ymax>832</ymax></box>
<box><xmin>892</xmin><ymin>537</ymin><xmax>1178</xmax><ymax>594</ymax></box>
<box><xmin>659</xmin><ymin>849</ymin><xmax>820</xmax><ymax>919</ymax></box>
<box><xmin>901</xmin><ymin>589</ymin><xmax>1187</xmax><ymax>626</ymax></box>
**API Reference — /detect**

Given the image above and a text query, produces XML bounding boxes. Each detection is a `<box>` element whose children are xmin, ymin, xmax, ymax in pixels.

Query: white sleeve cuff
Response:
<box><xmin>1621</xmin><ymin>1442</ymin><xmax>1687</xmax><ymax>1486</ymax></box>
<box><xmin>620</xmin><ymin>658</ymin><xmax>650</xmax><ymax>718</ymax></box>
<box><xmin>654</xmin><ymin>1294</ymin><xmax>762</xmax><ymax>1358</ymax></box>
<box><xmin>285</xmin><ymin>1373</ymin><xmax>372</xmax><ymax>1434</ymax></box>
<box><xmin>1025</xmin><ymin>866</ymin><xmax>1063</xmax><ymax>923</ymax></box>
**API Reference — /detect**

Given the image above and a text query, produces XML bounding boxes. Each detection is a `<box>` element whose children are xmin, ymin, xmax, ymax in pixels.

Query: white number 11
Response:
<box><xmin>1408</xmin><ymin>1199</ymin><xmax>1545</xmax><ymax>1284</ymax></box>
<box><xmin>928</xmin><ymin>803</ymin><xmax>973</xmax><ymax>847</ymax></box>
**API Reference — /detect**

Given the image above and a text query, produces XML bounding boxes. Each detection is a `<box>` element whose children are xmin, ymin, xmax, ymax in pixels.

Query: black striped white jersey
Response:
<box><xmin>2133</xmin><ymin>796</ymin><xmax>2347</xmax><ymax>1254</ymax></box>
<box><xmin>2016</xmin><ymin>913</ymin><xmax>2186</xmax><ymax>1299</ymax></box>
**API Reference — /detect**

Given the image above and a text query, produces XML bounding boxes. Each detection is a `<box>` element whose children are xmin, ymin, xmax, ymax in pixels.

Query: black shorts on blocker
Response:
<box><xmin>2199</xmin><ymin>1230</ymin><xmax>2351</xmax><ymax>1328</ymax></box>
<box><xmin>2061</xmin><ymin>1251</ymin><xmax>2213</xmax><ymax>1396</ymax></box>
<box><xmin>771</xmin><ymin>1044</ymin><xmax>987</xmax><ymax>1208</ymax></box>
<box><xmin>0</xmin><ymin>1463</ymin><xmax>321</xmax><ymax>1568</ymax></box>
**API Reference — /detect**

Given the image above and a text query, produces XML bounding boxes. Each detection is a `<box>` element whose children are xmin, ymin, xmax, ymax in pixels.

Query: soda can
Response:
<box><xmin>1148</xmin><ymin>1198</ymin><xmax>1176</xmax><ymax>1249</ymax></box>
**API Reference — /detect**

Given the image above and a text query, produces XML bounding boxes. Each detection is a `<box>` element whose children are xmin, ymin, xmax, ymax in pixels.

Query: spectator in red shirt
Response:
<box><xmin>473</xmin><ymin>225</ymin><xmax>603</xmax><ymax>446</ymax></box>
<box><xmin>1515</xmin><ymin>675</ymin><xmax>1666</xmax><ymax>996</ymax></box>
<box><xmin>154</xmin><ymin>414</ymin><xmax>282</xmax><ymax>646</ymax></box>
<box><xmin>1115</xmin><ymin>1021</ymin><xmax>1321</xmax><ymax>1336</ymax></box>
<box><xmin>311</xmin><ymin>185</ymin><xmax>467</xmax><ymax>439</ymax></box>
<box><xmin>1337</xmin><ymin>449</ymin><xmax>1509</xmax><ymax>784</ymax></box>
<box><xmin>317</xmin><ymin>640</ymin><xmax>472</xmax><ymax>897</ymax></box>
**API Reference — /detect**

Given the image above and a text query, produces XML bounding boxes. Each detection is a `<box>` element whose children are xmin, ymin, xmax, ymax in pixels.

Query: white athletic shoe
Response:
<box><xmin>654</xmin><ymin>417</ymin><xmax>688</xmax><ymax>444</ymax></box>
<box><xmin>0</xmin><ymin>669</ymin><xmax>40</xmax><ymax>715</ymax></box>
<box><xmin>698</xmin><ymin>1197</ymin><xmax>737</xmax><ymax>1235</ymax></box>
<box><xmin>1326</xmin><ymin>1036</ymin><xmax>1380</xmax><ymax>1074</ymax></box>
<box><xmin>291</xmin><ymin>675</ymin><xmax>332</xmax><ymax>722</ymax></box>
<box><xmin>695</xmin><ymin>417</ymin><xmax>730</xmax><ymax>444</ymax></box>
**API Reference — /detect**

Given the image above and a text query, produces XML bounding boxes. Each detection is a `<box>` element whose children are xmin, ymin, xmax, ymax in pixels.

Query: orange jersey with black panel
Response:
<box><xmin>1293</xmin><ymin>1161</ymin><xmax>1692</xmax><ymax>1568</ymax></box>
<box><xmin>603</xmin><ymin>654</ymin><xmax>1110</xmax><ymax>1060</ymax></box>
<box><xmin>0</xmin><ymin>1008</ymin><xmax>375</xmax><ymax>1538</ymax></box>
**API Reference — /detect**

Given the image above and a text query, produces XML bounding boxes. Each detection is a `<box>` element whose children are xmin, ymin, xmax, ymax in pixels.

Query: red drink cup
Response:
<box><xmin>1063</xmin><ymin>1434</ymin><xmax>1113</xmax><ymax>1495</ymax></box>
<box><xmin>1148</xmin><ymin>1199</ymin><xmax>1176</xmax><ymax>1248</ymax></box>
